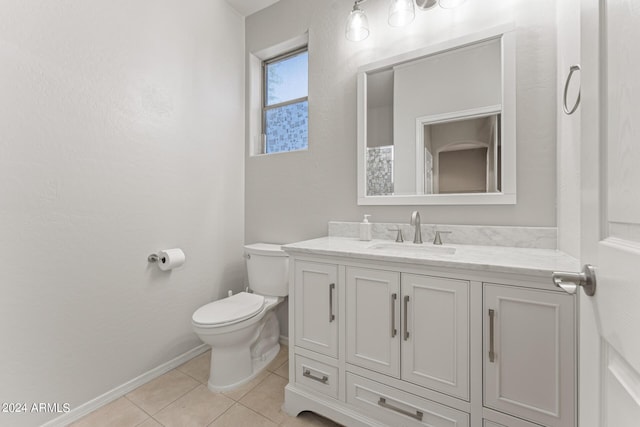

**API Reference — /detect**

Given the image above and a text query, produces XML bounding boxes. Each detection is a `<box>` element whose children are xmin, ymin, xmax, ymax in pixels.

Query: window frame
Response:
<box><xmin>261</xmin><ymin>46</ymin><xmax>309</xmax><ymax>154</ymax></box>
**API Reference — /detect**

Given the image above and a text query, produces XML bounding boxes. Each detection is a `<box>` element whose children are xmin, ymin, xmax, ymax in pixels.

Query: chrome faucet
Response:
<box><xmin>410</xmin><ymin>211</ymin><xmax>422</xmax><ymax>244</ymax></box>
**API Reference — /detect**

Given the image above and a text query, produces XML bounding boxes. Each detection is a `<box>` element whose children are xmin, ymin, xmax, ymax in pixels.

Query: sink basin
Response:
<box><xmin>368</xmin><ymin>242</ymin><xmax>456</xmax><ymax>255</ymax></box>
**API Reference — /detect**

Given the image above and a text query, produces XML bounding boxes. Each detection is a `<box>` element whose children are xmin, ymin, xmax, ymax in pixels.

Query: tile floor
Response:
<box><xmin>70</xmin><ymin>346</ymin><xmax>342</xmax><ymax>427</ymax></box>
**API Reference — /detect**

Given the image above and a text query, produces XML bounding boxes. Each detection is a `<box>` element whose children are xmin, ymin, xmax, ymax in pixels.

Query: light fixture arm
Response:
<box><xmin>353</xmin><ymin>0</ymin><xmax>367</xmax><ymax>11</ymax></box>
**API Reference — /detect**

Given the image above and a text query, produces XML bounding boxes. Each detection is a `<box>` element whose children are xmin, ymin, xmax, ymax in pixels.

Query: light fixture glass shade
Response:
<box><xmin>415</xmin><ymin>0</ymin><xmax>438</xmax><ymax>10</ymax></box>
<box><xmin>438</xmin><ymin>0</ymin><xmax>467</xmax><ymax>9</ymax></box>
<box><xmin>388</xmin><ymin>0</ymin><xmax>415</xmax><ymax>27</ymax></box>
<box><xmin>346</xmin><ymin>6</ymin><xmax>370</xmax><ymax>41</ymax></box>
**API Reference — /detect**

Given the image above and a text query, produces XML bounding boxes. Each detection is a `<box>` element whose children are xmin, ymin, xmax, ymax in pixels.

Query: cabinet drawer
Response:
<box><xmin>483</xmin><ymin>418</ymin><xmax>541</xmax><ymax>427</ymax></box>
<box><xmin>295</xmin><ymin>354</ymin><xmax>339</xmax><ymax>399</ymax></box>
<box><xmin>483</xmin><ymin>410</ymin><xmax>546</xmax><ymax>427</ymax></box>
<box><xmin>346</xmin><ymin>372</ymin><xmax>469</xmax><ymax>427</ymax></box>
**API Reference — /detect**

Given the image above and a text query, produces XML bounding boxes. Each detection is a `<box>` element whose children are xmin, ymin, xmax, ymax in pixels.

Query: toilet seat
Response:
<box><xmin>192</xmin><ymin>292</ymin><xmax>265</xmax><ymax>328</ymax></box>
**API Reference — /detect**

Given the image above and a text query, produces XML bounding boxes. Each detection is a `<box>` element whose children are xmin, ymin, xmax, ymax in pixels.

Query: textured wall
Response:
<box><xmin>0</xmin><ymin>1</ymin><xmax>245</xmax><ymax>425</ymax></box>
<box><xmin>245</xmin><ymin>0</ymin><xmax>557</xmax><ymax>246</ymax></box>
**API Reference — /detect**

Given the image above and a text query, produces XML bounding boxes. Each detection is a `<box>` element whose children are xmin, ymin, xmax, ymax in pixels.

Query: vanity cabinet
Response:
<box><xmin>401</xmin><ymin>273</ymin><xmax>469</xmax><ymax>400</ymax></box>
<box><xmin>345</xmin><ymin>267</ymin><xmax>400</xmax><ymax>377</ymax></box>
<box><xmin>293</xmin><ymin>261</ymin><xmax>339</xmax><ymax>358</ymax></box>
<box><xmin>345</xmin><ymin>267</ymin><xmax>469</xmax><ymax>400</ymax></box>
<box><xmin>483</xmin><ymin>284</ymin><xmax>576</xmax><ymax>427</ymax></box>
<box><xmin>285</xmin><ymin>251</ymin><xmax>576</xmax><ymax>427</ymax></box>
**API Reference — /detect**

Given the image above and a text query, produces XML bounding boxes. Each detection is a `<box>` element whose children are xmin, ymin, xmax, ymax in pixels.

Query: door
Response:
<box><xmin>484</xmin><ymin>284</ymin><xmax>575</xmax><ymax>427</ymax></box>
<box><xmin>293</xmin><ymin>261</ymin><xmax>339</xmax><ymax>358</ymax></box>
<box><xmin>401</xmin><ymin>274</ymin><xmax>469</xmax><ymax>400</ymax></box>
<box><xmin>578</xmin><ymin>1</ymin><xmax>640</xmax><ymax>426</ymax></box>
<box><xmin>346</xmin><ymin>267</ymin><xmax>400</xmax><ymax>377</ymax></box>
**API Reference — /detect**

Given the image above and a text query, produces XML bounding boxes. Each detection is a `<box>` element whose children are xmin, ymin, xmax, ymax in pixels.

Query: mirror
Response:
<box><xmin>357</xmin><ymin>27</ymin><xmax>516</xmax><ymax>205</ymax></box>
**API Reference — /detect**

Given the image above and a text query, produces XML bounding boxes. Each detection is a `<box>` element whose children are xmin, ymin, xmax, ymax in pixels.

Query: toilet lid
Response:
<box><xmin>192</xmin><ymin>292</ymin><xmax>265</xmax><ymax>327</ymax></box>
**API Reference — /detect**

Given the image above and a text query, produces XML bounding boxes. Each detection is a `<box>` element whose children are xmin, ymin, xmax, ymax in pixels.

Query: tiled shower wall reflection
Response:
<box><xmin>367</xmin><ymin>145</ymin><xmax>394</xmax><ymax>196</ymax></box>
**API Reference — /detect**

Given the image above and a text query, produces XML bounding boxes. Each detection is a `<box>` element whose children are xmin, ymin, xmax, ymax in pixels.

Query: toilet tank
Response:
<box><xmin>244</xmin><ymin>243</ymin><xmax>289</xmax><ymax>297</ymax></box>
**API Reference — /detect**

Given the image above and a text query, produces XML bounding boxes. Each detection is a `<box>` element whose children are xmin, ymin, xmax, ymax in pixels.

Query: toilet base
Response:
<box><xmin>203</xmin><ymin>309</ymin><xmax>282</xmax><ymax>392</ymax></box>
<box><xmin>207</xmin><ymin>342</ymin><xmax>280</xmax><ymax>392</ymax></box>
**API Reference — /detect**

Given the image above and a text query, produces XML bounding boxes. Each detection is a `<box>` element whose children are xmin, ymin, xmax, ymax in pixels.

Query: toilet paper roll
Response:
<box><xmin>157</xmin><ymin>248</ymin><xmax>185</xmax><ymax>271</ymax></box>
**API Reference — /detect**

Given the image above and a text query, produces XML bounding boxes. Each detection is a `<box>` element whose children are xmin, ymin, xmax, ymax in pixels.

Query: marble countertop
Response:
<box><xmin>282</xmin><ymin>236</ymin><xmax>580</xmax><ymax>278</ymax></box>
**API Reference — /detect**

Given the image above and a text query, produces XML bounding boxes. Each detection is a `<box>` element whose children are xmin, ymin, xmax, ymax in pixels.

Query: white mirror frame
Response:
<box><xmin>357</xmin><ymin>25</ymin><xmax>516</xmax><ymax>205</ymax></box>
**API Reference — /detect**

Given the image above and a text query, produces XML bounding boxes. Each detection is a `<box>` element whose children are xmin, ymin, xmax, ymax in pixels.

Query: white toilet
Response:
<box><xmin>192</xmin><ymin>243</ymin><xmax>288</xmax><ymax>392</ymax></box>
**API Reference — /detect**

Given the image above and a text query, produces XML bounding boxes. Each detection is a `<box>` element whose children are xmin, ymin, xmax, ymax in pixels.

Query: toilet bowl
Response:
<box><xmin>192</xmin><ymin>243</ymin><xmax>288</xmax><ymax>392</ymax></box>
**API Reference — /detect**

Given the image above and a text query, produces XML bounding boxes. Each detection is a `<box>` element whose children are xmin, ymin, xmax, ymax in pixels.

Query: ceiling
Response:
<box><xmin>225</xmin><ymin>0</ymin><xmax>281</xmax><ymax>17</ymax></box>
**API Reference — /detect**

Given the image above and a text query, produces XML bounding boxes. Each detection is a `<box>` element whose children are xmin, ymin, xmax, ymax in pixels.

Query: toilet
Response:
<box><xmin>192</xmin><ymin>243</ymin><xmax>288</xmax><ymax>392</ymax></box>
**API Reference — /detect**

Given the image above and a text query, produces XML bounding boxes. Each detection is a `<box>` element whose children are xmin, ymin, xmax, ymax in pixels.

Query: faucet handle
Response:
<box><xmin>433</xmin><ymin>231</ymin><xmax>452</xmax><ymax>245</ymax></box>
<box><xmin>388</xmin><ymin>228</ymin><xmax>404</xmax><ymax>243</ymax></box>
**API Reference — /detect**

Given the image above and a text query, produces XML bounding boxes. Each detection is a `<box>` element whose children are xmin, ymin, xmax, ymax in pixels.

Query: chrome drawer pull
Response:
<box><xmin>303</xmin><ymin>368</ymin><xmax>328</xmax><ymax>384</ymax></box>
<box><xmin>488</xmin><ymin>308</ymin><xmax>496</xmax><ymax>363</ymax></box>
<box><xmin>377</xmin><ymin>397</ymin><xmax>424</xmax><ymax>421</ymax></box>
<box><xmin>391</xmin><ymin>293</ymin><xmax>397</xmax><ymax>338</ymax></box>
<box><xmin>403</xmin><ymin>295</ymin><xmax>410</xmax><ymax>340</ymax></box>
<box><xmin>329</xmin><ymin>283</ymin><xmax>336</xmax><ymax>322</ymax></box>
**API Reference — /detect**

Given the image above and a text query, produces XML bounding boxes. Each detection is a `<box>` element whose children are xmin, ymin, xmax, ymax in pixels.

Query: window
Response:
<box><xmin>262</xmin><ymin>47</ymin><xmax>308</xmax><ymax>154</ymax></box>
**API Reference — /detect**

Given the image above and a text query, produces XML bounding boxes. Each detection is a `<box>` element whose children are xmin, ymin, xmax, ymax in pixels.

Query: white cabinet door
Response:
<box><xmin>483</xmin><ymin>284</ymin><xmax>575</xmax><ymax>427</ymax></box>
<box><xmin>346</xmin><ymin>267</ymin><xmax>400</xmax><ymax>377</ymax></box>
<box><xmin>294</xmin><ymin>261</ymin><xmax>338</xmax><ymax>358</ymax></box>
<box><xmin>401</xmin><ymin>274</ymin><xmax>469</xmax><ymax>400</ymax></box>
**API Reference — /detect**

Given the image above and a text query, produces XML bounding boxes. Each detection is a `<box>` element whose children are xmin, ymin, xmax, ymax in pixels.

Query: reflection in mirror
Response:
<box><xmin>357</xmin><ymin>27</ymin><xmax>516</xmax><ymax>205</ymax></box>
<box><xmin>421</xmin><ymin>112</ymin><xmax>501</xmax><ymax>194</ymax></box>
<box><xmin>366</xmin><ymin>68</ymin><xmax>394</xmax><ymax>195</ymax></box>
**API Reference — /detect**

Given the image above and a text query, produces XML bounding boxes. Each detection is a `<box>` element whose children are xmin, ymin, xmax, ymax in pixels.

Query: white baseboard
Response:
<box><xmin>279</xmin><ymin>335</ymin><xmax>289</xmax><ymax>347</ymax></box>
<box><xmin>41</xmin><ymin>344</ymin><xmax>209</xmax><ymax>427</ymax></box>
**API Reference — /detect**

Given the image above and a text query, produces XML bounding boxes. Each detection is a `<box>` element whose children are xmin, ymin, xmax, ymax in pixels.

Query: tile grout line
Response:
<box><xmin>121</xmin><ymin>351</ymin><xmax>290</xmax><ymax>427</ymax></box>
<box><xmin>175</xmin><ymin>350</ymin><xmax>211</xmax><ymax>385</ymax></box>
<box><xmin>175</xmin><ymin>367</ymin><xmax>209</xmax><ymax>386</ymax></box>
<box><xmin>125</xmin><ymin>370</ymin><xmax>201</xmax><ymax>419</ymax></box>
<box><xmin>124</xmin><ymin>395</ymin><xmax>156</xmax><ymax>420</ymax></box>
<box><xmin>237</xmin><ymin>401</ymin><xmax>280</xmax><ymax>426</ymax></box>
<box><xmin>237</xmin><ymin>373</ymin><xmax>288</xmax><ymax>426</ymax></box>
<box><xmin>205</xmin><ymin>400</ymin><xmax>239</xmax><ymax>427</ymax></box>
<box><xmin>223</xmin><ymin>369</ymin><xmax>273</xmax><ymax>402</ymax></box>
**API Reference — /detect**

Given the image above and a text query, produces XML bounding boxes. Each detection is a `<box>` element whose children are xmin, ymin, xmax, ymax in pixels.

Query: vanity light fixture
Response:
<box><xmin>388</xmin><ymin>0</ymin><xmax>415</xmax><ymax>27</ymax></box>
<box><xmin>345</xmin><ymin>0</ymin><xmax>370</xmax><ymax>42</ymax></box>
<box><xmin>346</xmin><ymin>0</ymin><xmax>467</xmax><ymax>41</ymax></box>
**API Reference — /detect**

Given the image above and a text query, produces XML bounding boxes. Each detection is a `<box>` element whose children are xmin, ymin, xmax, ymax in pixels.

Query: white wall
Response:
<box><xmin>245</xmin><ymin>0</ymin><xmax>558</xmax><ymax>246</ymax></box>
<box><xmin>556</xmin><ymin>0</ymin><xmax>581</xmax><ymax>257</ymax></box>
<box><xmin>0</xmin><ymin>1</ymin><xmax>245</xmax><ymax>426</ymax></box>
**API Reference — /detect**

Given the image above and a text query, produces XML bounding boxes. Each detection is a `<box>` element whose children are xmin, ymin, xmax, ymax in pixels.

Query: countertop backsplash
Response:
<box><xmin>328</xmin><ymin>221</ymin><xmax>557</xmax><ymax>249</ymax></box>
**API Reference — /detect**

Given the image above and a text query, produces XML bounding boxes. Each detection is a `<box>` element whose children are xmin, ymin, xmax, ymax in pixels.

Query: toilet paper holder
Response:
<box><xmin>148</xmin><ymin>248</ymin><xmax>186</xmax><ymax>271</ymax></box>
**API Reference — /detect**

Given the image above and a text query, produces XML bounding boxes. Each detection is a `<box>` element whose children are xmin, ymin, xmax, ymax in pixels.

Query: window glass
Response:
<box><xmin>265</xmin><ymin>51</ymin><xmax>308</xmax><ymax>106</ymax></box>
<box><xmin>265</xmin><ymin>100</ymin><xmax>308</xmax><ymax>153</ymax></box>
<box><xmin>263</xmin><ymin>48</ymin><xmax>308</xmax><ymax>154</ymax></box>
